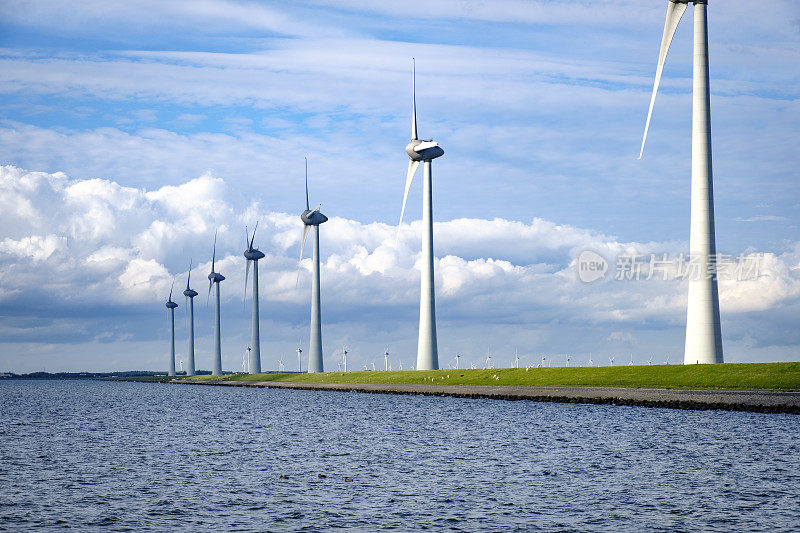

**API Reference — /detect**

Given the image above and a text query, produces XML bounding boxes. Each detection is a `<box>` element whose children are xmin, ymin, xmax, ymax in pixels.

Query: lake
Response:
<box><xmin>1</xmin><ymin>380</ymin><xmax>798</xmax><ymax>531</ymax></box>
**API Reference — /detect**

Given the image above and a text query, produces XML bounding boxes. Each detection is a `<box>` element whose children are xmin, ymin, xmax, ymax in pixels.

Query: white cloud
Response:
<box><xmin>1</xmin><ymin>165</ymin><xmax>798</xmax><ymax>371</ymax></box>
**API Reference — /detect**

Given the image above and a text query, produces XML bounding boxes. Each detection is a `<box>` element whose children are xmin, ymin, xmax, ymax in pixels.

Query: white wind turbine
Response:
<box><xmin>609</xmin><ymin>355</ymin><xmax>615</xmax><ymax>367</ymax></box>
<box><xmin>182</xmin><ymin>261</ymin><xmax>198</xmax><ymax>376</ymax></box>
<box><xmin>297</xmin><ymin>346</ymin><xmax>303</xmax><ymax>373</ymax></box>
<box><xmin>514</xmin><ymin>349</ymin><xmax>520</xmax><ymax>369</ymax></box>
<box><xmin>384</xmin><ymin>348</ymin><xmax>390</xmax><ymax>371</ymax></box>
<box><xmin>243</xmin><ymin>347</ymin><xmax>250</xmax><ymax>373</ymax></box>
<box><xmin>165</xmin><ymin>279</ymin><xmax>178</xmax><ymax>377</ymax></box>
<box><xmin>207</xmin><ymin>231</ymin><xmax>225</xmax><ymax>376</ymax></box>
<box><xmin>455</xmin><ymin>353</ymin><xmax>460</xmax><ymax>370</ymax></box>
<box><xmin>638</xmin><ymin>0</ymin><xmax>723</xmax><ymax>365</ymax></box>
<box><xmin>398</xmin><ymin>59</ymin><xmax>445</xmax><ymax>372</ymax></box>
<box><xmin>628</xmin><ymin>353</ymin><xmax>634</xmax><ymax>366</ymax></box>
<box><xmin>588</xmin><ymin>352</ymin><xmax>594</xmax><ymax>367</ymax></box>
<box><xmin>299</xmin><ymin>159</ymin><xmax>328</xmax><ymax>373</ymax></box>
<box><xmin>244</xmin><ymin>223</ymin><xmax>264</xmax><ymax>374</ymax></box>
<box><xmin>648</xmin><ymin>355</ymin><xmax>653</xmax><ymax>366</ymax></box>
<box><xmin>277</xmin><ymin>358</ymin><xmax>284</xmax><ymax>372</ymax></box>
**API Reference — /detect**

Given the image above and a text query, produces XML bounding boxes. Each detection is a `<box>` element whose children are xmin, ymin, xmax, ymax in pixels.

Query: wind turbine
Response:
<box><xmin>342</xmin><ymin>347</ymin><xmax>348</xmax><ymax>373</ymax></box>
<box><xmin>208</xmin><ymin>231</ymin><xmax>225</xmax><ymax>376</ymax></box>
<box><xmin>588</xmin><ymin>352</ymin><xmax>594</xmax><ymax>367</ymax></box>
<box><xmin>638</xmin><ymin>0</ymin><xmax>723</xmax><ymax>365</ymax></box>
<box><xmin>566</xmin><ymin>354</ymin><xmax>571</xmax><ymax>367</ymax></box>
<box><xmin>628</xmin><ymin>353</ymin><xmax>634</xmax><ymax>366</ymax></box>
<box><xmin>243</xmin><ymin>347</ymin><xmax>250</xmax><ymax>373</ymax></box>
<box><xmin>297</xmin><ymin>346</ymin><xmax>303</xmax><ymax>373</ymax></box>
<box><xmin>384</xmin><ymin>348</ymin><xmax>389</xmax><ymax>371</ymax></box>
<box><xmin>514</xmin><ymin>349</ymin><xmax>520</xmax><ymax>369</ymax></box>
<box><xmin>165</xmin><ymin>280</ymin><xmax>178</xmax><ymax>377</ymax></box>
<box><xmin>277</xmin><ymin>358</ymin><xmax>284</xmax><ymax>372</ymax></box>
<box><xmin>398</xmin><ymin>59</ymin><xmax>445</xmax><ymax>371</ymax></box>
<box><xmin>299</xmin><ymin>158</ymin><xmax>328</xmax><ymax>373</ymax></box>
<box><xmin>183</xmin><ymin>261</ymin><xmax>198</xmax><ymax>376</ymax></box>
<box><xmin>609</xmin><ymin>355</ymin><xmax>615</xmax><ymax>367</ymax></box>
<box><xmin>455</xmin><ymin>353</ymin><xmax>460</xmax><ymax>370</ymax></box>
<box><xmin>648</xmin><ymin>355</ymin><xmax>653</xmax><ymax>366</ymax></box>
<box><xmin>244</xmin><ymin>223</ymin><xmax>264</xmax><ymax>374</ymax></box>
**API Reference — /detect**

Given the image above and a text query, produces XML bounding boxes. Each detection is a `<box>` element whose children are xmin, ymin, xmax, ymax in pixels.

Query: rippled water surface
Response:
<box><xmin>1</xmin><ymin>380</ymin><xmax>799</xmax><ymax>531</ymax></box>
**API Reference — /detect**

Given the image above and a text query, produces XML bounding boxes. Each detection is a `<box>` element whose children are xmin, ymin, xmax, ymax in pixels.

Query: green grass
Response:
<box><xmin>178</xmin><ymin>362</ymin><xmax>800</xmax><ymax>391</ymax></box>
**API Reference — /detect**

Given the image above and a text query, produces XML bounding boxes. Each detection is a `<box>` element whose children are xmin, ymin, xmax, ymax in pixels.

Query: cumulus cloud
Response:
<box><xmin>0</xmin><ymin>165</ymin><xmax>798</xmax><ymax>371</ymax></box>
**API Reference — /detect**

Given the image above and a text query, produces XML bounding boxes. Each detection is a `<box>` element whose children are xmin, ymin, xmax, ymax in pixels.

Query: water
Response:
<box><xmin>1</xmin><ymin>380</ymin><xmax>798</xmax><ymax>532</ymax></box>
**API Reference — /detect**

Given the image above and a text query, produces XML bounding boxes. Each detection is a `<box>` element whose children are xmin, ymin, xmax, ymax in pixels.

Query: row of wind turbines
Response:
<box><xmin>165</xmin><ymin>0</ymin><xmax>725</xmax><ymax>375</ymax></box>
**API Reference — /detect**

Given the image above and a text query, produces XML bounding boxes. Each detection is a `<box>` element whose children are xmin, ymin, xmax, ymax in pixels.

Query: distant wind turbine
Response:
<box><xmin>207</xmin><ymin>231</ymin><xmax>225</xmax><ymax>376</ymax></box>
<box><xmin>297</xmin><ymin>346</ymin><xmax>303</xmax><ymax>373</ymax></box>
<box><xmin>299</xmin><ymin>158</ymin><xmax>328</xmax><ymax>373</ymax></box>
<box><xmin>588</xmin><ymin>352</ymin><xmax>593</xmax><ymax>367</ymax></box>
<box><xmin>514</xmin><ymin>349</ymin><xmax>519</xmax><ymax>369</ymax></box>
<box><xmin>609</xmin><ymin>355</ymin><xmax>615</xmax><ymax>367</ymax></box>
<box><xmin>243</xmin><ymin>347</ymin><xmax>250</xmax><ymax>373</ymax></box>
<box><xmin>638</xmin><ymin>0</ymin><xmax>723</xmax><ymax>365</ymax></box>
<box><xmin>384</xmin><ymin>348</ymin><xmax>390</xmax><ymax>371</ymax></box>
<box><xmin>182</xmin><ymin>261</ymin><xmax>198</xmax><ymax>376</ymax></box>
<box><xmin>398</xmin><ymin>59</ymin><xmax>445</xmax><ymax>372</ymax></box>
<box><xmin>628</xmin><ymin>353</ymin><xmax>634</xmax><ymax>366</ymax></box>
<box><xmin>244</xmin><ymin>223</ymin><xmax>264</xmax><ymax>374</ymax></box>
<box><xmin>165</xmin><ymin>279</ymin><xmax>178</xmax><ymax>377</ymax></box>
<box><xmin>455</xmin><ymin>353</ymin><xmax>460</xmax><ymax>370</ymax></box>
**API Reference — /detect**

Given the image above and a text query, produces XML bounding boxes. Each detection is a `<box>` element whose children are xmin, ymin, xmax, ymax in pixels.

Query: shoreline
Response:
<box><xmin>170</xmin><ymin>380</ymin><xmax>800</xmax><ymax>415</ymax></box>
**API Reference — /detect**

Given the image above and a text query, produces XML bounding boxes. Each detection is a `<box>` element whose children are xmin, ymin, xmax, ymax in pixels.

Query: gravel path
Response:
<box><xmin>175</xmin><ymin>380</ymin><xmax>800</xmax><ymax>414</ymax></box>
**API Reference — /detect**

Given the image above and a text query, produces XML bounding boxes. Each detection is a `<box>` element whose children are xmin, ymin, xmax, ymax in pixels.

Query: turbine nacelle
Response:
<box><xmin>406</xmin><ymin>139</ymin><xmax>444</xmax><ymax>161</ymax></box>
<box><xmin>183</xmin><ymin>288</ymin><xmax>198</xmax><ymax>298</ymax></box>
<box><xmin>165</xmin><ymin>301</ymin><xmax>178</xmax><ymax>309</ymax></box>
<box><xmin>244</xmin><ymin>249</ymin><xmax>265</xmax><ymax>261</ymax></box>
<box><xmin>301</xmin><ymin>209</ymin><xmax>328</xmax><ymax>226</ymax></box>
<box><xmin>208</xmin><ymin>272</ymin><xmax>225</xmax><ymax>283</ymax></box>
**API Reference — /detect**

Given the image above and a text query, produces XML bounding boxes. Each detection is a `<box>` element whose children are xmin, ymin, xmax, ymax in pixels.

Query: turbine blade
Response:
<box><xmin>305</xmin><ymin>157</ymin><xmax>309</xmax><ymax>211</ymax></box>
<box><xmin>309</xmin><ymin>203</ymin><xmax>321</xmax><ymax>215</ymax></box>
<box><xmin>638</xmin><ymin>0</ymin><xmax>687</xmax><ymax>159</ymax></box>
<box><xmin>186</xmin><ymin>259</ymin><xmax>192</xmax><ymax>290</ymax></box>
<box><xmin>413</xmin><ymin>141</ymin><xmax>438</xmax><ymax>152</ymax></box>
<box><xmin>245</xmin><ymin>225</ymin><xmax>250</xmax><ymax>251</ymax></box>
<box><xmin>397</xmin><ymin>159</ymin><xmax>420</xmax><ymax>242</ymax></box>
<box><xmin>299</xmin><ymin>225</ymin><xmax>311</xmax><ymax>263</ymax></box>
<box><xmin>411</xmin><ymin>58</ymin><xmax>418</xmax><ymax>140</ymax></box>
<box><xmin>169</xmin><ymin>277</ymin><xmax>175</xmax><ymax>302</ymax></box>
<box><xmin>208</xmin><ymin>278</ymin><xmax>213</xmax><ymax>303</ymax></box>
<box><xmin>244</xmin><ymin>259</ymin><xmax>251</xmax><ymax>306</ymax></box>
<box><xmin>211</xmin><ymin>229</ymin><xmax>218</xmax><ymax>272</ymax></box>
<box><xmin>250</xmin><ymin>221</ymin><xmax>258</xmax><ymax>249</ymax></box>
<box><xmin>296</xmin><ymin>225</ymin><xmax>311</xmax><ymax>287</ymax></box>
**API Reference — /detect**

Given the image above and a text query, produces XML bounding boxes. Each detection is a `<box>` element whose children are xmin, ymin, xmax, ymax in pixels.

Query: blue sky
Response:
<box><xmin>0</xmin><ymin>0</ymin><xmax>798</xmax><ymax>372</ymax></box>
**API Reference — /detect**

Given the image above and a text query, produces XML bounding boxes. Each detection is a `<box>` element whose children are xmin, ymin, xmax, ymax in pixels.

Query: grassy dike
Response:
<box><xmin>179</xmin><ymin>362</ymin><xmax>800</xmax><ymax>391</ymax></box>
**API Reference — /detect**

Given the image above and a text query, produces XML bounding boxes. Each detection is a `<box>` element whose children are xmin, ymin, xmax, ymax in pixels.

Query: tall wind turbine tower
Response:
<box><xmin>244</xmin><ymin>223</ymin><xmax>264</xmax><ymax>374</ymax></box>
<box><xmin>208</xmin><ymin>231</ymin><xmax>225</xmax><ymax>375</ymax></box>
<box><xmin>638</xmin><ymin>0</ymin><xmax>723</xmax><ymax>364</ymax></box>
<box><xmin>398</xmin><ymin>59</ymin><xmax>445</xmax><ymax>371</ymax></box>
<box><xmin>165</xmin><ymin>280</ymin><xmax>178</xmax><ymax>377</ymax></box>
<box><xmin>299</xmin><ymin>159</ymin><xmax>328</xmax><ymax>373</ymax></box>
<box><xmin>183</xmin><ymin>262</ymin><xmax>198</xmax><ymax>376</ymax></box>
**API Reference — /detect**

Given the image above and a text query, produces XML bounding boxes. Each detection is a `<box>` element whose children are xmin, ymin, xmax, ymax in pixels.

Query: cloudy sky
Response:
<box><xmin>1</xmin><ymin>0</ymin><xmax>798</xmax><ymax>372</ymax></box>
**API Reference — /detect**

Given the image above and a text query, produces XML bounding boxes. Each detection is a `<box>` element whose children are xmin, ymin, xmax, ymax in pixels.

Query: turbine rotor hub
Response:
<box><xmin>183</xmin><ymin>289</ymin><xmax>198</xmax><ymax>298</ymax></box>
<box><xmin>165</xmin><ymin>301</ymin><xmax>178</xmax><ymax>309</ymax></box>
<box><xmin>208</xmin><ymin>272</ymin><xmax>225</xmax><ymax>283</ymax></box>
